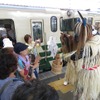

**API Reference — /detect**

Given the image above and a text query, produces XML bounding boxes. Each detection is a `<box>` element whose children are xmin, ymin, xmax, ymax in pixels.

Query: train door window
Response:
<box><xmin>32</xmin><ymin>22</ymin><xmax>43</xmax><ymax>42</ymax></box>
<box><xmin>0</xmin><ymin>19</ymin><xmax>16</xmax><ymax>44</ymax></box>
<box><xmin>50</xmin><ymin>16</ymin><xmax>57</xmax><ymax>32</ymax></box>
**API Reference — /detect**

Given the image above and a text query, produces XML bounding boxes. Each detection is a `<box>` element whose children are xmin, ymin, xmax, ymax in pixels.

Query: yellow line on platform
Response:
<box><xmin>48</xmin><ymin>78</ymin><xmax>74</xmax><ymax>93</ymax></box>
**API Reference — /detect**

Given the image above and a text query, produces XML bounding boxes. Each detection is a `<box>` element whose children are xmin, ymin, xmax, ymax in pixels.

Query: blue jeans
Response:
<box><xmin>34</xmin><ymin>69</ymin><xmax>38</xmax><ymax>78</ymax></box>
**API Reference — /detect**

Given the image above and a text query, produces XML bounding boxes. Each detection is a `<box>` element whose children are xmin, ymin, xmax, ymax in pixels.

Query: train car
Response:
<box><xmin>0</xmin><ymin>4</ymin><xmax>100</xmax><ymax>72</ymax></box>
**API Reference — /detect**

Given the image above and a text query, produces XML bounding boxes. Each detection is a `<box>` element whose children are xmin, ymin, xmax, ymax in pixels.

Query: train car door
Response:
<box><xmin>31</xmin><ymin>20</ymin><xmax>53</xmax><ymax>73</ymax></box>
<box><xmin>31</xmin><ymin>20</ymin><xmax>48</xmax><ymax>72</ymax></box>
<box><xmin>0</xmin><ymin>19</ymin><xmax>16</xmax><ymax>45</ymax></box>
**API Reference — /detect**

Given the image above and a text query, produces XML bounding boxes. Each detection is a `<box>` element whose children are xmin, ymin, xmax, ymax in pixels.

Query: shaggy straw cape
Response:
<box><xmin>74</xmin><ymin>12</ymin><xmax>100</xmax><ymax>100</ymax></box>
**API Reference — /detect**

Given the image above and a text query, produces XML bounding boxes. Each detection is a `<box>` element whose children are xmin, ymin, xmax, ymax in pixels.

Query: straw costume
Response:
<box><xmin>74</xmin><ymin>11</ymin><xmax>100</xmax><ymax>100</ymax></box>
<box><xmin>60</xmin><ymin>33</ymin><xmax>78</xmax><ymax>85</ymax></box>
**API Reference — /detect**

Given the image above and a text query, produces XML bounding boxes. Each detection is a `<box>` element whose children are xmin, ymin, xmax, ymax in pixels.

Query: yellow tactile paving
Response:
<box><xmin>48</xmin><ymin>78</ymin><xmax>74</xmax><ymax>93</ymax></box>
<box><xmin>60</xmin><ymin>84</ymin><xmax>74</xmax><ymax>93</ymax></box>
<box><xmin>49</xmin><ymin>82</ymin><xmax>59</xmax><ymax>90</ymax></box>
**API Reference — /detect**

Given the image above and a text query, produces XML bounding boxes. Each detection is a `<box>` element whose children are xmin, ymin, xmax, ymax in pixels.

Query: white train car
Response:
<box><xmin>0</xmin><ymin>5</ymin><xmax>65</xmax><ymax>42</ymax></box>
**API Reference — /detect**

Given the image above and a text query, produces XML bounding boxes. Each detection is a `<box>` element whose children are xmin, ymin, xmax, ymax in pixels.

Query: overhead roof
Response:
<box><xmin>0</xmin><ymin>0</ymin><xmax>100</xmax><ymax>12</ymax></box>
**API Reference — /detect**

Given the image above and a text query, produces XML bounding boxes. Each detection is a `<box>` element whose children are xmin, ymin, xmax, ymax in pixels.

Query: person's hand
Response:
<box><xmin>30</xmin><ymin>62</ymin><xmax>39</xmax><ymax>69</ymax></box>
<box><xmin>35</xmin><ymin>39</ymin><xmax>41</xmax><ymax>43</ymax></box>
<box><xmin>35</xmin><ymin>56</ymin><xmax>41</xmax><ymax>63</ymax></box>
<box><xmin>34</xmin><ymin>39</ymin><xmax>41</xmax><ymax>47</ymax></box>
<box><xmin>57</xmin><ymin>48</ymin><xmax>62</xmax><ymax>53</ymax></box>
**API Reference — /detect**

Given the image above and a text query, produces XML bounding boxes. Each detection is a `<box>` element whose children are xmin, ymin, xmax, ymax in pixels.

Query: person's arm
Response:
<box><xmin>70</xmin><ymin>53</ymin><xmax>76</xmax><ymax>61</ymax></box>
<box><xmin>33</xmin><ymin>39</ymin><xmax>41</xmax><ymax>47</ymax></box>
<box><xmin>17</xmin><ymin>60</ymin><xmax>28</xmax><ymax>80</ymax></box>
<box><xmin>70</xmin><ymin>50</ymin><xmax>83</xmax><ymax>61</ymax></box>
<box><xmin>70</xmin><ymin>47</ymin><xmax>92</xmax><ymax>61</ymax></box>
<box><xmin>35</xmin><ymin>55</ymin><xmax>41</xmax><ymax>62</ymax></box>
<box><xmin>19</xmin><ymin>70</ymin><xmax>27</xmax><ymax>80</ymax></box>
<box><xmin>30</xmin><ymin>62</ymin><xmax>39</xmax><ymax>69</ymax></box>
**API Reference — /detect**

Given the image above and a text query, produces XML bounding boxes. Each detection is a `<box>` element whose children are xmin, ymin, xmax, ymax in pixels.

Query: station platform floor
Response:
<box><xmin>39</xmin><ymin>66</ymin><xmax>74</xmax><ymax>100</ymax></box>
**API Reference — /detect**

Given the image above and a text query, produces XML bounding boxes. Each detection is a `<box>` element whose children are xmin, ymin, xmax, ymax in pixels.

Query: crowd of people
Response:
<box><xmin>0</xmin><ymin>27</ymin><xmax>59</xmax><ymax>100</ymax></box>
<box><xmin>0</xmin><ymin>52</ymin><xmax>59</xmax><ymax>100</ymax></box>
<box><xmin>0</xmin><ymin>27</ymin><xmax>41</xmax><ymax>81</ymax></box>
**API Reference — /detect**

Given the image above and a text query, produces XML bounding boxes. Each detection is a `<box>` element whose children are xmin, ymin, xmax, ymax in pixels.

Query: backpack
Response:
<box><xmin>0</xmin><ymin>78</ymin><xmax>23</xmax><ymax>100</ymax></box>
<box><xmin>0</xmin><ymin>80</ymin><xmax>12</xmax><ymax>96</ymax></box>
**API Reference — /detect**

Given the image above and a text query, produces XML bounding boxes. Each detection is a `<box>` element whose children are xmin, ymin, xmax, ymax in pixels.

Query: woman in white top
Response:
<box><xmin>24</xmin><ymin>34</ymin><xmax>41</xmax><ymax>78</ymax></box>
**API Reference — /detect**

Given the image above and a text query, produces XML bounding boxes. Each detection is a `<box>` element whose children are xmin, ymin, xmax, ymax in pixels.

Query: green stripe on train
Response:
<box><xmin>39</xmin><ymin>51</ymin><xmax>51</xmax><ymax>57</ymax></box>
<box><xmin>41</xmin><ymin>43</ymin><xmax>61</xmax><ymax>50</ymax></box>
<box><xmin>39</xmin><ymin>57</ymin><xmax>54</xmax><ymax>73</ymax></box>
<box><xmin>39</xmin><ymin>50</ymin><xmax>61</xmax><ymax>57</ymax></box>
<box><xmin>39</xmin><ymin>43</ymin><xmax>62</xmax><ymax>72</ymax></box>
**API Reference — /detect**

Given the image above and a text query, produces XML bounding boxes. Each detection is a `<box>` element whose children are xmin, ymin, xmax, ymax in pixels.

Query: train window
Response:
<box><xmin>50</xmin><ymin>16</ymin><xmax>57</xmax><ymax>32</ymax></box>
<box><xmin>60</xmin><ymin>17</ymin><xmax>66</xmax><ymax>31</ymax></box>
<box><xmin>61</xmin><ymin>17</ymin><xmax>80</xmax><ymax>31</ymax></box>
<box><xmin>87</xmin><ymin>17</ymin><xmax>93</xmax><ymax>25</ymax></box>
<box><xmin>32</xmin><ymin>22</ymin><xmax>43</xmax><ymax>42</ymax></box>
<box><xmin>0</xmin><ymin>19</ymin><xmax>16</xmax><ymax>44</ymax></box>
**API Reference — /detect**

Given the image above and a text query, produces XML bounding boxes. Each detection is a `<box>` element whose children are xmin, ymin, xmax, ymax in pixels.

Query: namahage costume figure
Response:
<box><xmin>60</xmin><ymin>33</ymin><xmax>78</xmax><ymax>86</ymax></box>
<box><xmin>61</xmin><ymin>11</ymin><xmax>100</xmax><ymax>99</ymax></box>
<box><xmin>73</xmin><ymin>11</ymin><xmax>100</xmax><ymax>100</ymax></box>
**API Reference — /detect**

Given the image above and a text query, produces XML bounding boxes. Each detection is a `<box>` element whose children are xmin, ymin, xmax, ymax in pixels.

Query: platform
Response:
<box><xmin>48</xmin><ymin>78</ymin><xmax>74</xmax><ymax>93</ymax></box>
<box><xmin>39</xmin><ymin>68</ymin><xmax>74</xmax><ymax>100</ymax></box>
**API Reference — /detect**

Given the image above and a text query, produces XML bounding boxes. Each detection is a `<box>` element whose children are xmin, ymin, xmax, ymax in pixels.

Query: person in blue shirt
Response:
<box><xmin>14</xmin><ymin>42</ymin><xmax>39</xmax><ymax>81</ymax></box>
<box><xmin>0</xmin><ymin>53</ymin><xmax>24</xmax><ymax>100</ymax></box>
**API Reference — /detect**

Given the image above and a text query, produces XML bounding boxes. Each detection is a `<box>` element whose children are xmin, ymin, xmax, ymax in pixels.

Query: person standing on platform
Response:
<box><xmin>0</xmin><ymin>53</ymin><xmax>24</xmax><ymax>100</ymax></box>
<box><xmin>24</xmin><ymin>34</ymin><xmax>41</xmax><ymax>78</ymax></box>
<box><xmin>14</xmin><ymin>42</ymin><xmax>39</xmax><ymax>81</ymax></box>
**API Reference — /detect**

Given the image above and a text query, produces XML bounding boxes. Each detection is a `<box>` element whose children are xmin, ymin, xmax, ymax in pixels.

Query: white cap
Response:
<box><xmin>3</xmin><ymin>38</ymin><xmax>13</xmax><ymax>48</ymax></box>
